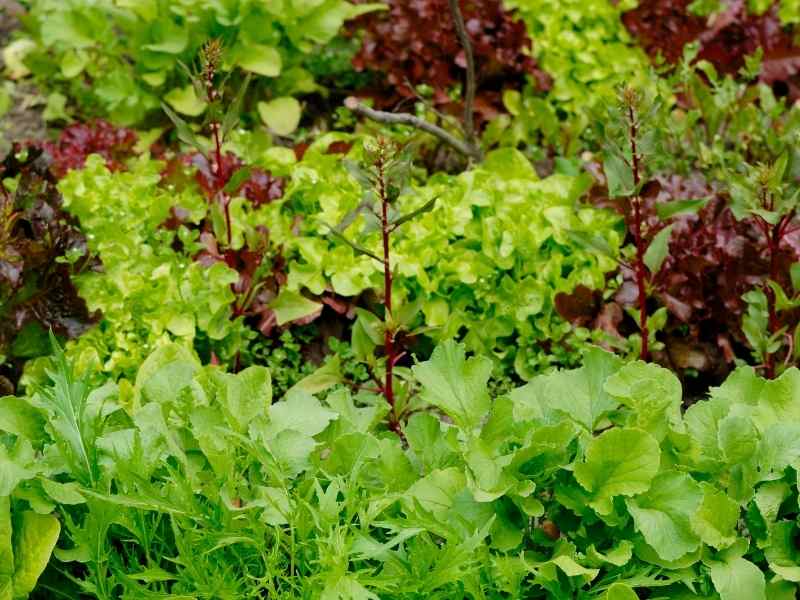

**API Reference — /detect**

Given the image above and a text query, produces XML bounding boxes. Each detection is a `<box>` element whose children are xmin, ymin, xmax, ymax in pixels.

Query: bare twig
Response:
<box><xmin>447</xmin><ymin>0</ymin><xmax>477</xmax><ymax>147</ymax></box>
<box><xmin>344</xmin><ymin>98</ymin><xmax>482</xmax><ymax>161</ymax></box>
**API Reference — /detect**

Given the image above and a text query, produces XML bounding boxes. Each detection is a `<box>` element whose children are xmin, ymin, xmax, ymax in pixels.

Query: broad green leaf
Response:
<box><xmin>708</xmin><ymin>556</ymin><xmax>766</xmax><ymax>600</ymax></box>
<box><xmin>134</xmin><ymin>343</ymin><xmax>199</xmax><ymax>408</ymax></box>
<box><xmin>549</xmin><ymin>555</ymin><xmax>599</xmax><ymax>580</ymax></box>
<box><xmin>12</xmin><ymin>512</ymin><xmax>60</xmax><ymax>597</ymax></box>
<box><xmin>404</xmin><ymin>467</ymin><xmax>466</xmax><ymax>516</ymax></box>
<box><xmin>754</xmin><ymin>481</ymin><xmax>790</xmax><ymax>533</ymax></box>
<box><xmin>238</xmin><ymin>44</ymin><xmax>282</xmax><ymax>77</ymax></box>
<box><xmin>691</xmin><ymin>483</ymin><xmax>739</xmax><ymax>550</ymax></box>
<box><xmin>0</xmin><ymin>497</ymin><xmax>11</xmax><ymax>578</ymax></box>
<box><xmin>625</xmin><ymin>471</ymin><xmax>703</xmax><ymax>561</ymax></box>
<box><xmin>512</xmin><ymin>346</ymin><xmax>622</xmax><ymax>431</ymax></box>
<box><xmin>412</xmin><ymin>341</ymin><xmax>493</xmax><ymax>431</ymax></box>
<box><xmin>41</xmin><ymin>479</ymin><xmax>85</xmax><ymax>505</ymax></box>
<box><xmin>643</xmin><ymin>224</ymin><xmax>674</xmax><ymax>274</ymax></box>
<box><xmin>269</xmin><ymin>289</ymin><xmax>321</xmax><ymax>325</ymax></box>
<box><xmin>290</xmin><ymin>356</ymin><xmax>342</xmax><ymax>394</ymax></box>
<box><xmin>764</xmin><ymin>522</ymin><xmax>800</xmax><ymax>582</ymax></box>
<box><xmin>0</xmin><ymin>397</ymin><xmax>46</xmax><ymax>446</ymax></box>
<box><xmin>0</xmin><ymin>439</ymin><xmax>36</xmax><ymax>497</ymax></box>
<box><xmin>603</xmin><ymin>583</ymin><xmax>638</xmax><ymax>600</ymax></box>
<box><xmin>217</xmin><ymin>366</ymin><xmax>272</xmax><ymax>433</ymax></box>
<box><xmin>574</xmin><ymin>428</ymin><xmax>660</xmax><ymax>515</ymax></box>
<box><xmin>586</xmin><ymin>540</ymin><xmax>634</xmax><ymax>567</ymax></box>
<box><xmin>258</xmin><ymin>97</ymin><xmax>302</xmax><ymax>136</ymax></box>
<box><xmin>603</xmin><ymin>151</ymin><xmax>634</xmax><ymax>197</ymax></box>
<box><xmin>266</xmin><ymin>389</ymin><xmax>337</xmax><ymax>439</ymax></box>
<box><xmin>142</xmin><ymin>22</ymin><xmax>188</xmax><ymax>54</ymax></box>
<box><xmin>604</xmin><ymin>360</ymin><xmax>682</xmax><ymax>440</ymax></box>
<box><xmin>164</xmin><ymin>85</ymin><xmax>206</xmax><ymax>117</ymax></box>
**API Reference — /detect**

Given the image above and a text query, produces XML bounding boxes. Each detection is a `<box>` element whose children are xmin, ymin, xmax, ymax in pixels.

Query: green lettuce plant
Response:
<box><xmin>496</xmin><ymin>0</ymin><xmax>650</xmax><ymax>155</ymax></box>
<box><xmin>275</xmin><ymin>135</ymin><xmax>623</xmax><ymax>379</ymax></box>
<box><xmin>7</xmin><ymin>0</ymin><xmax>382</xmax><ymax>127</ymax></box>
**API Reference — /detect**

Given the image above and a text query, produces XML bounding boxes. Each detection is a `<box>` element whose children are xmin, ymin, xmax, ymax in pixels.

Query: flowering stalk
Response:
<box><xmin>624</xmin><ymin>89</ymin><xmax>650</xmax><ymax>361</ymax></box>
<box><xmin>374</xmin><ymin>139</ymin><xmax>401</xmax><ymax>435</ymax></box>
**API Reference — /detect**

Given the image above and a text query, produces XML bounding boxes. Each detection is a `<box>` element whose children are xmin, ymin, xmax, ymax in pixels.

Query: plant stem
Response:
<box><xmin>447</xmin><ymin>0</ymin><xmax>477</xmax><ymax>149</ymax></box>
<box><xmin>763</xmin><ymin>213</ymin><xmax>788</xmax><ymax>379</ymax></box>
<box><xmin>627</xmin><ymin>102</ymin><xmax>649</xmax><ymax>361</ymax></box>
<box><xmin>375</xmin><ymin>142</ymin><xmax>401</xmax><ymax>434</ymax></box>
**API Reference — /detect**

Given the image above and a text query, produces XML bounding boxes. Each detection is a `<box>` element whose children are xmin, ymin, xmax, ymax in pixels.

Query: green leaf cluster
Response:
<box><xmin>275</xmin><ymin>136</ymin><xmax>624</xmax><ymax>379</ymax></box>
<box><xmin>2</xmin><ymin>339</ymin><xmax>800</xmax><ymax>597</ymax></box>
<box><xmin>8</xmin><ymin>0</ymin><xmax>383</xmax><ymax>126</ymax></box>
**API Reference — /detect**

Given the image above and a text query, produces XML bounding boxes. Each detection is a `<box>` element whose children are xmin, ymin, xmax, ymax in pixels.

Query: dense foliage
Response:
<box><xmin>2</xmin><ymin>0</ymin><xmax>800</xmax><ymax>597</ymax></box>
<box><xmin>4</xmin><ymin>339</ymin><xmax>800</xmax><ymax>598</ymax></box>
<box><xmin>9</xmin><ymin>0</ymin><xmax>383</xmax><ymax>126</ymax></box>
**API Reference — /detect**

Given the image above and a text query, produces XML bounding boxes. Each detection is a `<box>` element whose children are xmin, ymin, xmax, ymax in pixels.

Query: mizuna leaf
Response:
<box><xmin>643</xmin><ymin>224</ymin><xmax>674</xmax><ymax>274</ymax></box>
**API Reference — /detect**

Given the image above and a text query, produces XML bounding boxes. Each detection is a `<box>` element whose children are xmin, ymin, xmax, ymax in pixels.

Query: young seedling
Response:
<box><xmin>730</xmin><ymin>156</ymin><xmax>800</xmax><ymax>377</ymax></box>
<box><xmin>327</xmin><ymin>137</ymin><xmax>435</xmax><ymax>434</ymax></box>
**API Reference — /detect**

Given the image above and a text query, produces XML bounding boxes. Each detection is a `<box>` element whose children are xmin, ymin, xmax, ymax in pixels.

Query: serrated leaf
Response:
<box><xmin>412</xmin><ymin>341</ymin><xmax>492</xmax><ymax>431</ymax></box>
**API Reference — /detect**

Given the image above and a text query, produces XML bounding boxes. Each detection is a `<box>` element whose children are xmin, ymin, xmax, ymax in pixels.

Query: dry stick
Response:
<box><xmin>344</xmin><ymin>98</ymin><xmax>482</xmax><ymax>161</ymax></box>
<box><xmin>447</xmin><ymin>0</ymin><xmax>477</xmax><ymax>148</ymax></box>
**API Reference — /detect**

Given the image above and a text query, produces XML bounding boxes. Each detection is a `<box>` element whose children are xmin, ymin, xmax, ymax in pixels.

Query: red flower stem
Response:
<box><xmin>628</xmin><ymin>103</ymin><xmax>649</xmax><ymax>361</ymax></box>
<box><xmin>376</xmin><ymin>143</ymin><xmax>400</xmax><ymax>434</ymax></box>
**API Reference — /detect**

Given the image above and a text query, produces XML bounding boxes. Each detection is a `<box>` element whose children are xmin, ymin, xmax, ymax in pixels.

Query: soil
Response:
<box><xmin>0</xmin><ymin>0</ymin><xmax>46</xmax><ymax>144</ymax></box>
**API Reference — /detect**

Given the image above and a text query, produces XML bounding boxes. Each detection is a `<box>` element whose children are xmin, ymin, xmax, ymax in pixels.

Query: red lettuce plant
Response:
<box><xmin>0</xmin><ymin>147</ymin><xmax>97</xmax><ymax>393</ymax></box>
<box><xmin>349</xmin><ymin>0</ymin><xmax>549</xmax><ymax>126</ymax></box>
<box><xmin>623</xmin><ymin>0</ymin><xmax>800</xmax><ymax>99</ymax></box>
<box><xmin>42</xmin><ymin>120</ymin><xmax>138</xmax><ymax>178</ymax></box>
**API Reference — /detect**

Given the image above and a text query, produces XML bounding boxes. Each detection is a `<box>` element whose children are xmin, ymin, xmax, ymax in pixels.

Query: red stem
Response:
<box><xmin>376</xmin><ymin>143</ymin><xmax>401</xmax><ymax>435</ymax></box>
<box><xmin>763</xmin><ymin>219</ymin><xmax>783</xmax><ymax>379</ymax></box>
<box><xmin>628</xmin><ymin>103</ymin><xmax>649</xmax><ymax>361</ymax></box>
